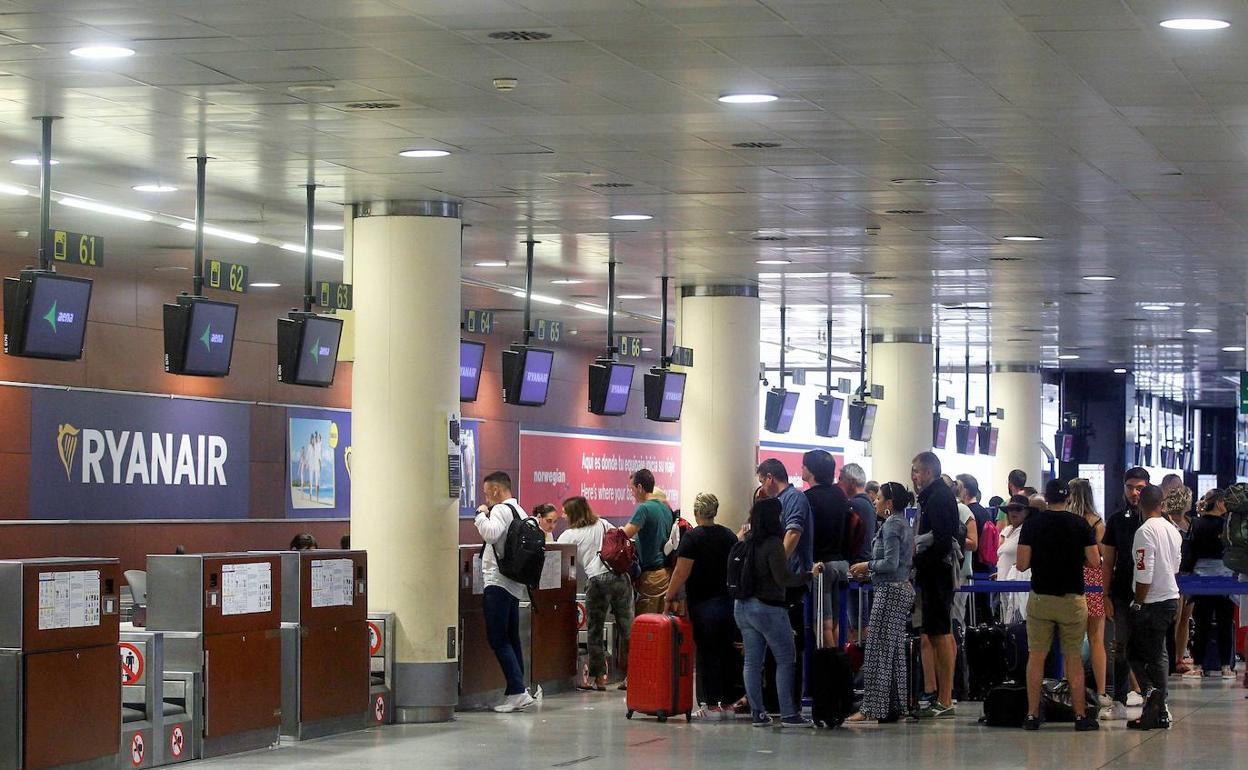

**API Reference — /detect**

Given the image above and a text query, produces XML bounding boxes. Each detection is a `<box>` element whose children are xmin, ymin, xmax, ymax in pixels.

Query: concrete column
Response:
<box><xmin>350</xmin><ymin>200</ymin><xmax>461</xmax><ymax>723</ymax></box>
<box><xmin>992</xmin><ymin>365</ymin><xmax>1043</xmax><ymax>493</ymax></box>
<box><xmin>677</xmin><ymin>285</ymin><xmax>760</xmax><ymax>531</ymax></box>
<box><xmin>868</xmin><ymin>335</ymin><xmax>934</xmax><ymax>487</ymax></box>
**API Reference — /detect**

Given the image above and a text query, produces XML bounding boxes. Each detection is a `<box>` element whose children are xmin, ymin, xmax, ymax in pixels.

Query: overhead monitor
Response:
<box><xmin>644</xmin><ymin>368</ymin><xmax>686</xmax><ymax>422</ymax></box>
<box><xmin>460</xmin><ymin>339</ymin><xmax>486</xmax><ymax>402</ymax></box>
<box><xmin>932</xmin><ymin>415</ymin><xmax>949</xmax><ymax>450</ymax></box>
<box><xmin>163</xmin><ymin>295</ymin><xmax>238</xmax><ymax>377</ymax></box>
<box><xmin>956</xmin><ymin>420</ymin><xmax>978</xmax><ymax>456</ymax></box>
<box><xmin>978</xmin><ymin>424</ymin><xmax>999</xmax><ymax>456</ymax></box>
<box><xmin>815</xmin><ymin>394</ymin><xmax>844</xmax><ymax>438</ymax></box>
<box><xmin>588</xmin><ymin>360</ymin><xmax>634</xmax><ymax>416</ymax></box>
<box><xmin>501</xmin><ymin>345</ymin><xmax>554</xmax><ymax>406</ymax></box>
<box><xmin>764</xmin><ymin>388</ymin><xmax>799</xmax><ymax>434</ymax></box>
<box><xmin>1056</xmin><ymin>431</ymin><xmax>1075</xmax><ymax>463</ymax></box>
<box><xmin>277</xmin><ymin>312</ymin><xmax>344</xmax><ymax>387</ymax></box>
<box><xmin>848</xmin><ymin>401</ymin><xmax>877</xmax><ymax>442</ymax></box>
<box><xmin>2</xmin><ymin>270</ymin><xmax>92</xmax><ymax>360</ymax></box>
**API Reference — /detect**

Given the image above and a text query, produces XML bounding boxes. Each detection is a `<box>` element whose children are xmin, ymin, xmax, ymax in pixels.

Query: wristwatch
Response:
<box><xmin>1129</xmin><ymin>601</ymin><xmax>1143</xmax><ymax>612</ymax></box>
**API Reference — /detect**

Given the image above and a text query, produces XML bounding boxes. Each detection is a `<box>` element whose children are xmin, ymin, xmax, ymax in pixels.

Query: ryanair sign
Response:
<box><xmin>32</xmin><ymin>389</ymin><xmax>250</xmax><ymax>519</ymax></box>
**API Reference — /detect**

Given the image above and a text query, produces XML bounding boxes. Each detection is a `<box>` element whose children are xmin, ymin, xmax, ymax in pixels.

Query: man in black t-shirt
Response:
<box><xmin>665</xmin><ymin>492</ymin><xmax>741</xmax><ymax>714</ymax></box>
<box><xmin>912</xmin><ymin>452</ymin><xmax>960</xmax><ymax>719</ymax></box>
<box><xmin>1100</xmin><ymin>467</ymin><xmax>1150</xmax><ymax>715</ymax></box>
<box><xmin>1016</xmin><ymin>479</ymin><xmax>1101</xmax><ymax>731</ymax></box>
<box><xmin>802</xmin><ymin>449</ymin><xmax>852</xmax><ymax>648</ymax></box>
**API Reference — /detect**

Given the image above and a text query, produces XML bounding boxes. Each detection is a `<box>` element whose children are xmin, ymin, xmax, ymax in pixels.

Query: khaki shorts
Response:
<box><xmin>1026</xmin><ymin>592</ymin><xmax>1088</xmax><ymax>659</ymax></box>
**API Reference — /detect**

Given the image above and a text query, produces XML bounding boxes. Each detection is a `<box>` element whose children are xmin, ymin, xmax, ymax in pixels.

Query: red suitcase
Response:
<box><xmin>625</xmin><ymin>613</ymin><xmax>694</xmax><ymax>722</ymax></box>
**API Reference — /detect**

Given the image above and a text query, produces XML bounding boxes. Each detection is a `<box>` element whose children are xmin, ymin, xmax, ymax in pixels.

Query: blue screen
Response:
<box><xmin>659</xmin><ymin>372</ymin><xmax>685</xmax><ymax>420</ymax></box>
<box><xmin>183</xmin><ymin>300</ymin><xmax>237</xmax><ymax>376</ymax></box>
<box><xmin>296</xmin><ymin>315</ymin><xmax>342</xmax><ymax>386</ymax></box>
<box><xmin>602</xmin><ymin>363</ymin><xmax>634</xmax><ymax>415</ymax></box>
<box><xmin>22</xmin><ymin>274</ymin><xmax>91</xmax><ymax>359</ymax></box>
<box><xmin>518</xmin><ymin>348</ymin><xmax>554</xmax><ymax>405</ymax></box>
<box><xmin>461</xmin><ymin>341</ymin><xmax>486</xmax><ymax>401</ymax></box>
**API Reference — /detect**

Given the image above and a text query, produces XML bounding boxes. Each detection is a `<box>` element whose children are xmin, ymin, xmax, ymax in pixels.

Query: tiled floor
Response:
<box><xmin>203</xmin><ymin>679</ymin><xmax>1246</xmax><ymax>769</ymax></box>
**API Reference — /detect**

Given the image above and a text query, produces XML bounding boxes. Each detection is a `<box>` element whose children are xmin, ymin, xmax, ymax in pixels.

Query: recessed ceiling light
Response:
<box><xmin>1002</xmin><ymin>235</ymin><xmax>1044</xmax><ymax>242</ymax></box>
<box><xmin>1082</xmin><ymin>274</ymin><xmax>1116</xmax><ymax>281</ymax></box>
<box><xmin>398</xmin><ymin>148</ymin><xmax>450</xmax><ymax>158</ymax></box>
<box><xmin>1159</xmin><ymin>18</ymin><xmax>1230</xmax><ymax>30</ymax></box>
<box><xmin>610</xmin><ymin>213</ymin><xmax>652</xmax><ymax>221</ymax></box>
<box><xmin>312</xmin><ymin>223</ymin><xmax>343</xmax><ymax>231</ymax></box>
<box><xmin>618</xmin><ymin>294</ymin><xmax>648</xmax><ymax>300</ymax></box>
<box><xmin>288</xmin><ymin>84</ymin><xmax>335</xmax><ymax>94</ymax></box>
<box><xmin>891</xmin><ymin>178</ymin><xmax>940</xmax><ymax>186</ymax></box>
<box><xmin>153</xmin><ymin>265</ymin><xmax>188</xmax><ymax>272</ymax></box>
<box><xmin>1187</xmin><ymin>327</ymin><xmax>1213</xmax><ymax>334</ymax></box>
<box><xmin>718</xmin><ymin>93</ymin><xmax>778</xmax><ymax>104</ymax></box>
<box><xmin>1222</xmin><ymin>345</ymin><xmax>1245</xmax><ymax>352</ymax></box>
<box><xmin>550</xmin><ymin>278</ymin><xmax>583</xmax><ymax>285</ymax></box>
<box><xmin>132</xmin><ymin>183</ymin><xmax>177</xmax><ymax>192</ymax></box>
<box><xmin>862</xmin><ymin>293</ymin><xmax>893</xmax><ymax>299</ymax></box>
<box><xmin>475</xmin><ymin>261</ymin><xmax>508</xmax><ymax>268</ymax></box>
<box><xmin>1142</xmin><ymin>304</ymin><xmax>1171</xmax><ymax>311</ymax></box>
<box><xmin>70</xmin><ymin>45</ymin><xmax>135</xmax><ymax>59</ymax></box>
<box><xmin>641</xmin><ymin>347</ymin><xmax>653</xmax><ymax>352</ymax></box>
<box><xmin>756</xmin><ymin>259</ymin><xmax>791</xmax><ymax>265</ymax></box>
<box><xmin>1113</xmin><ymin>368</ymin><xmax>1129</xmax><ymax>374</ymax></box>
<box><xmin>249</xmin><ymin>282</ymin><xmax>281</xmax><ymax>288</ymax></box>
<box><xmin>1058</xmin><ymin>354</ymin><xmax>1080</xmax><ymax>360</ymax></box>
<box><xmin>11</xmin><ymin>157</ymin><xmax>57</xmax><ymax>166</ymax></box>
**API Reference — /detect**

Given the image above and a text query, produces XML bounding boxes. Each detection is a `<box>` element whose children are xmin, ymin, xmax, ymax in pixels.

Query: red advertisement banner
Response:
<box><xmin>757</xmin><ymin>445</ymin><xmax>846</xmax><ymax>492</ymax></box>
<box><xmin>519</xmin><ymin>430</ymin><xmax>681</xmax><ymax>518</ymax></box>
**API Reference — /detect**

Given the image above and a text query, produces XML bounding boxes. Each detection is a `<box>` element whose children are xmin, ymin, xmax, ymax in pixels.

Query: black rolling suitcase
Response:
<box><xmin>810</xmin><ymin>573</ymin><xmax>856</xmax><ymax>728</ymax></box>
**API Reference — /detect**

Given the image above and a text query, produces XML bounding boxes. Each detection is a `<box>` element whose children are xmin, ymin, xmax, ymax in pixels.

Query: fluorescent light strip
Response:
<box><xmin>512</xmin><ymin>290</ymin><xmax>562</xmax><ymax>306</ymax></box>
<box><xmin>278</xmin><ymin>242</ymin><xmax>345</xmax><ymax>260</ymax></box>
<box><xmin>573</xmin><ymin>302</ymin><xmax>609</xmax><ymax>315</ymax></box>
<box><xmin>179</xmin><ymin>222</ymin><xmax>259</xmax><ymax>244</ymax></box>
<box><xmin>0</xmin><ymin>183</ymin><xmax>27</xmax><ymax>196</ymax></box>
<box><xmin>58</xmin><ymin>196</ymin><xmax>153</xmax><ymax>222</ymax></box>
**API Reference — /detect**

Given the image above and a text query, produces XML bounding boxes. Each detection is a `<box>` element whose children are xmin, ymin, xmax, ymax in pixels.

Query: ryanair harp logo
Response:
<box><xmin>57</xmin><ymin>423</ymin><xmax>80</xmax><ymax>482</ymax></box>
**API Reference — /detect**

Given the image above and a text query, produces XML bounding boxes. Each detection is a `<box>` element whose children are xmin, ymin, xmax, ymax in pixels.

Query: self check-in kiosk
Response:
<box><xmin>0</xmin><ymin>557</ymin><xmax>121</xmax><ymax>770</ymax></box>
<box><xmin>145</xmin><ymin>554</ymin><xmax>281</xmax><ymax>759</ymax></box>
<box><xmin>273</xmin><ymin>550</ymin><xmax>369</xmax><ymax>740</ymax></box>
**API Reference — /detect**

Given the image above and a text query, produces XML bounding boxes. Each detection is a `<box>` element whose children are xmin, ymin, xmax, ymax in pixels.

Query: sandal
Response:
<box><xmin>846</xmin><ymin>712</ymin><xmax>871</xmax><ymax>723</ymax></box>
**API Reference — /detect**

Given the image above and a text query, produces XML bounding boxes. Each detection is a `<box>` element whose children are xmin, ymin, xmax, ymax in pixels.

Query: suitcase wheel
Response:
<box><xmin>626</xmin><ymin>710</ymin><xmax>634</xmax><ymax>719</ymax></box>
<box><xmin>685</xmin><ymin>712</ymin><xmax>692</xmax><ymax>722</ymax></box>
<box><xmin>657</xmin><ymin>711</ymin><xmax>668</xmax><ymax>723</ymax></box>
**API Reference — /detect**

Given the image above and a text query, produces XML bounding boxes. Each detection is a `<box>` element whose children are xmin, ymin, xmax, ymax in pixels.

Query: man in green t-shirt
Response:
<box><xmin>623</xmin><ymin>468</ymin><xmax>675</xmax><ymax>616</ymax></box>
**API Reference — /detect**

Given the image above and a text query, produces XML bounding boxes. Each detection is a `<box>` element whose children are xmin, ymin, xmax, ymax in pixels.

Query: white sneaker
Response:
<box><xmin>493</xmin><ymin>693</ymin><xmax>528</xmax><ymax>713</ymax></box>
<box><xmin>1100</xmin><ymin>702</ymin><xmax>1128</xmax><ymax>720</ymax></box>
<box><xmin>531</xmin><ymin>685</ymin><xmax>544</xmax><ymax>702</ymax></box>
<box><xmin>1126</xmin><ymin>691</ymin><xmax>1144</xmax><ymax>707</ymax></box>
<box><xmin>517</xmin><ymin>691</ymin><xmax>536</xmax><ymax>710</ymax></box>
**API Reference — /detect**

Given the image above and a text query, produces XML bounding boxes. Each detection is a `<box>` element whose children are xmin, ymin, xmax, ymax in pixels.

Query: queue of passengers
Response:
<box><xmin>472</xmin><ymin>458</ymin><xmax>1245</xmax><ymax>730</ymax></box>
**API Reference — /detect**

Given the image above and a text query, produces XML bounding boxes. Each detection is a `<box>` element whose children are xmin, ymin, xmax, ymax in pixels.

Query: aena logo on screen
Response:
<box><xmin>308</xmin><ymin>338</ymin><xmax>331</xmax><ymax>364</ymax></box>
<box><xmin>55</xmin><ymin>422</ymin><xmax>230</xmax><ymax>486</ymax></box>
<box><xmin>42</xmin><ymin>300</ymin><xmax>75</xmax><ymax>332</ymax></box>
<box><xmin>199</xmin><ymin>323</ymin><xmax>225</xmax><ymax>350</ymax></box>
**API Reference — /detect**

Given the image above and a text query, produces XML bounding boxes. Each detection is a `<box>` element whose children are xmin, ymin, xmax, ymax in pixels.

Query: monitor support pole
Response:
<box><xmin>302</xmin><ymin>184</ymin><xmax>317</xmax><ymax>313</ymax></box>
<box><xmin>191</xmin><ymin>155</ymin><xmax>207</xmax><ymax>297</ymax></box>
<box><xmin>34</xmin><ymin>115</ymin><xmax>60</xmax><ymax>272</ymax></box>
<box><xmin>521</xmin><ymin>239</ymin><xmax>537</xmax><ymax>345</ymax></box>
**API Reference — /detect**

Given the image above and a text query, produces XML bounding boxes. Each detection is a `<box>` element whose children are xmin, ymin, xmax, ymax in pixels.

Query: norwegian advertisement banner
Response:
<box><xmin>757</xmin><ymin>444</ymin><xmax>848</xmax><ymax>491</ymax></box>
<box><xmin>518</xmin><ymin>429</ymin><xmax>680</xmax><ymax>519</ymax></box>
<box><xmin>31</xmin><ymin>389</ymin><xmax>251</xmax><ymax>519</ymax></box>
<box><xmin>285</xmin><ymin>407</ymin><xmax>351</xmax><ymax>519</ymax></box>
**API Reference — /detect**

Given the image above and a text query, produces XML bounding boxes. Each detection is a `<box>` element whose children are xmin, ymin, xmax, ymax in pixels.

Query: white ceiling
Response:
<box><xmin>0</xmin><ymin>0</ymin><xmax>1244</xmax><ymax>401</ymax></box>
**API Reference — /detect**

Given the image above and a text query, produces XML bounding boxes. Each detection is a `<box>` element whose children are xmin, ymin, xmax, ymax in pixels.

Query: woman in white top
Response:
<box><xmin>995</xmin><ymin>494</ymin><xmax>1033</xmax><ymax>623</ymax></box>
<box><xmin>557</xmin><ymin>496</ymin><xmax>633</xmax><ymax>691</ymax></box>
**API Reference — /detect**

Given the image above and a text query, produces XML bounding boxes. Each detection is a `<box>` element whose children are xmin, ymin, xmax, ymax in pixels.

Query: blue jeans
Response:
<box><xmin>483</xmin><ymin>586</ymin><xmax>525</xmax><ymax>696</ymax></box>
<box><xmin>735</xmin><ymin>598</ymin><xmax>798</xmax><ymax>719</ymax></box>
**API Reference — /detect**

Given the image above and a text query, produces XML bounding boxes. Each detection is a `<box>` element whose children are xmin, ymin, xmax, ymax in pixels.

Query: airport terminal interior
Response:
<box><xmin>2</xmin><ymin>1</ymin><xmax>1248</xmax><ymax>769</ymax></box>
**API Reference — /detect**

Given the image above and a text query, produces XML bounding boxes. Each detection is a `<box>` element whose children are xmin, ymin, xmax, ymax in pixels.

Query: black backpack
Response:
<box><xmin>726</xmin><ymin>539</ymin><xmax>755</xmax><ymax>600</ymax></box>
<box><xmin>493</xmin><ymin>504</ymin><xmax>547</xmax><ymax>589</ymax></box>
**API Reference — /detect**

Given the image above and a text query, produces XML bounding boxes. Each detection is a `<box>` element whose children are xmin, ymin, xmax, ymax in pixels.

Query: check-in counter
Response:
<box><xmin>272</xmin><ymin>550</ymin><xmax>369</xmax><ymax>740</ymax></box>
<box><xmin>367</xmin><ymin>613</ymin><xmax>395</xmax><ymax>726</ymax></box>
<box><xmin>0</xmin><ymin>557</ymin><xmax>121</xmax><ymax>770</ymax></box>
<box><xmin>145</xmin><ymin>554</ymin><xmax>281</xmax><ymax>759</ymax></box>
<box><xmin>118</xmin><ymin>632</ymin><xmax>198</xmax><ymax>769</ymax></box>
<box><xmin>457</xmin><ymin>544</ymin><xmax>578</xmax><ymax>710</ymax></box>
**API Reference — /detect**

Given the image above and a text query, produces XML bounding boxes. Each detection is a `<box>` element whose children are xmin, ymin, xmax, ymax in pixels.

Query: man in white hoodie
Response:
<box><xmin>474</xmin><ymin>471</ymin><xmax>536</xmax><ymax>713</ymax></box>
